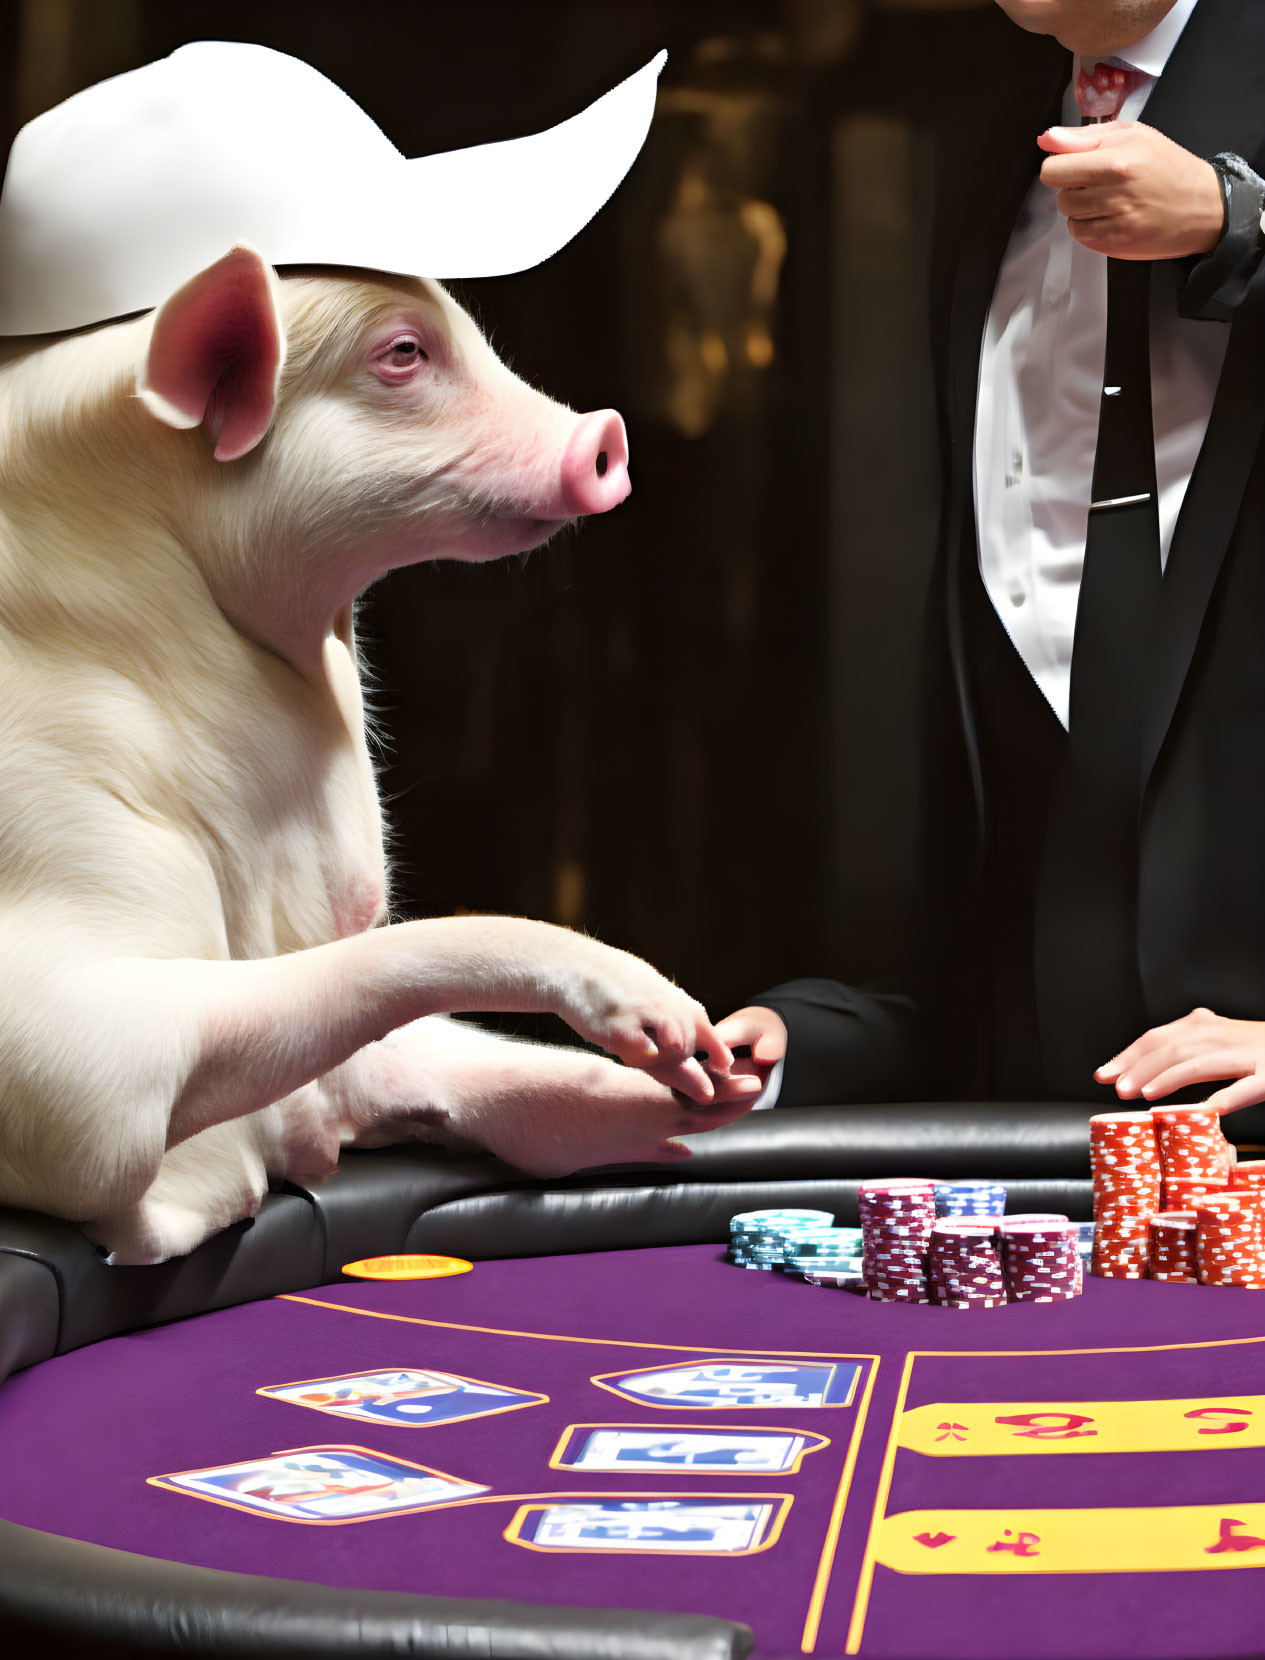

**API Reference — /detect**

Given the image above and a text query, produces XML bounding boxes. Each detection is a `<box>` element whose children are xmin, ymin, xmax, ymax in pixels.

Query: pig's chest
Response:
<box><xmin>188</xmin><ymin>645</ymin><xmax>387</xmax><ymax>957</ymax></box>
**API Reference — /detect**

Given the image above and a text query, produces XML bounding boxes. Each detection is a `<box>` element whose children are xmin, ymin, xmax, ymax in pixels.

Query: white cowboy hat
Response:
<box><xmin>0</xmin><ymin>40</ymin><xmax>666</xmax><ymax>336</ymax></box>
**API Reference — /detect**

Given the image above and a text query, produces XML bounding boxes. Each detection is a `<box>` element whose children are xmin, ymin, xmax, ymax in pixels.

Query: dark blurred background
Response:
<box><xmin>1</xmin><ymin>0</ymin><xmax>1002</xmax><ymax>1022</ymax></box>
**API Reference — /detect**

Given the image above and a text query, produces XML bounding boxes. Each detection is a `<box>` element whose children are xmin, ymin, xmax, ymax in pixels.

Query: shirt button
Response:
<box><xmin>1010</xmin><ymin>589</ymin><xmax>1026</xmax><ymax>608</ymax></box>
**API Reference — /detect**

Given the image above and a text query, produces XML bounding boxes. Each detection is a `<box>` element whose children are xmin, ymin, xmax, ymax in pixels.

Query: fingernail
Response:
<box><xmin>1117</xmin><ymin>1076</ymin><xmax>1133</xmax><ymax>1093</ymax></box>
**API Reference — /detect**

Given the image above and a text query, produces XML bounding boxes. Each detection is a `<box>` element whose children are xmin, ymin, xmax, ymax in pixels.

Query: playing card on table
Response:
<box><xmin>149</xmin><ymin>1445</ymin><xmax>488</xmax><ymax>1522</ymax></box>
<box><xmin>517</xmin><ymin>1498</ymin><xmax>778</xmax><ymax>1553</ymax></box>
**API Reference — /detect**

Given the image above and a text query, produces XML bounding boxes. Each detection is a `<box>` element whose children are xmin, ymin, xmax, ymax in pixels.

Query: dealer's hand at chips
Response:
<box><xmin>1097</xmin><ymin>1009</ymin><xmax>1265</xmax><ymax>1114</ymax></box>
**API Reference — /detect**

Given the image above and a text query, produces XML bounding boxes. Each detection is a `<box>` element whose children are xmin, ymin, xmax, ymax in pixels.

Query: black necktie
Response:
<box><xmin>1033</xmin><ymin>61</ymin><xmax>1161</xmax><ymax>1093</ymax></box>
<box><xmin>1071</xmin><ymin>56</ymin><xmax>1161</xmax><ymax>763</ymax></box>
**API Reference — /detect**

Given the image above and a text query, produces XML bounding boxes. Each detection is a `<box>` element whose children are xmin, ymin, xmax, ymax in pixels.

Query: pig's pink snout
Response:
<box><xmin>560</xmin><ymin>410</ymin><xmax>630</xmax><ymax>516</ymax></box>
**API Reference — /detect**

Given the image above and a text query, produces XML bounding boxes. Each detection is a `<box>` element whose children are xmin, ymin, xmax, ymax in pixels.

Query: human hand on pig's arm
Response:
<box><xmin>713</xmin><ymin>981</ymin><xmax>924</xmax><ymax>1108</ymax></box>
<box><xmin>709</xmin><ymin>1006</ymin><xmax>788</xmax><ymax>1105</ymax></box>
<box><xmin>1095</xmin><ymin>1007</ymin><xmax>1265</xmax><ymax>1114</ymax></box>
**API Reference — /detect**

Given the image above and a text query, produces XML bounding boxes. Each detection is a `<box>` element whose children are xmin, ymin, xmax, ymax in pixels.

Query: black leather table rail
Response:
<box><xmin>0</xmin><ymin>1102</ymin><xmax>1096</xmax><ymax>1370</ymax></box>
<box><xmin>0</xmin><ymin>1101</ymin><xmax>1094</xmax><ymax>1658</ymax></box>
<box><xmin>0</xmin><ymin>1517</ymin><xmax>751</xmax><ymax>1659</ymax></box>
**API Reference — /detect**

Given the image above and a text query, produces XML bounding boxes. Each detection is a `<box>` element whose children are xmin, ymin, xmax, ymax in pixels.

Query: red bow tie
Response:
<box><xmin>1075</xmin><ymin>61</ymin><xmax>1141</xmax><ymax>122</ymax></box>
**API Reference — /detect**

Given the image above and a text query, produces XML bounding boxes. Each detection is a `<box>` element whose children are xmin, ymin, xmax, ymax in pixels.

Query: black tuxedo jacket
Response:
<box><xmin>761</xmin><ymin>0</ymin><xmax>1265</xmax><ymax>1109</ymax></box>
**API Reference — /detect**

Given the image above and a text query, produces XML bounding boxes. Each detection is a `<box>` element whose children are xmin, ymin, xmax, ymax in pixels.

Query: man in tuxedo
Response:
<box><xmin>713</xmin><ymin>0</ymin><xmax>1265</xmax><ymax>1120</ymax></box>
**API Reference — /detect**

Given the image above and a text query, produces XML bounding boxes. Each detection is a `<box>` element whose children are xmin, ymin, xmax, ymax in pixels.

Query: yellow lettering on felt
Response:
<box><xmin>876</xmin><ymin>1505</ymin><xmax>1265</xmax><ymax>1574</ymax></box>
<box><xmin>898</xmin><ymin>1396</ymin><xmax>1263</xmax><ymax>1456</ymax></box>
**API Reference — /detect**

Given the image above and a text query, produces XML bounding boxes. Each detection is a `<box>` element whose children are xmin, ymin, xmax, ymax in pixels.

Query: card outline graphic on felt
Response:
<box><xmin>503</xmin><ymin>1493</ymin><xmax>793</xmax><ymax>1556</ymax></box>
<box><xmin>592</xmin><ymin>1359</ymin><xmax>861</xmax><ymax>1410</ymax></box>
<box><xmin>549</xmin><ymin>1422</ymin><xmax>830</xmax><ymax>1474</ymax></box>
<box><xmin>257</xmin><ymin>1366</ymin><xmax>548</xmax><ymax>1428</ymax></box>
<box><xmin>147</xmin><ymin>1443</ymin><xmax>489</xmax><ymax>1524</ymax></box>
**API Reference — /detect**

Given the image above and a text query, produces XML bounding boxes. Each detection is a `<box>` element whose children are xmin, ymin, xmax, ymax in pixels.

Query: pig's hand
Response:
<box><xmin>544</xmin><ymin>931</ymin><xmax>734</xmax><ymax>1104</ymax></box>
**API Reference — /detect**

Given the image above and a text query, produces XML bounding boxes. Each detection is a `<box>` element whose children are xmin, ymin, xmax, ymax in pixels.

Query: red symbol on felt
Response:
<box><xmin>1184</xmin><ymin>1406</ymin><xmax>1253</xmax><ymax>1435</ymax></box>
<box><xmin>995</xmin><ymin>1411</ymin><xmax>1097</xmax><ymax>1440</ymax></box>
<box><xmin>914</xmin><ymin>1530</ymin><xmax>956</xmax><ymax>1549</ymax></box>
<box><xmin>1205</xmin><ymin>1518</ymin><xmax>1265</xmax><ymax>1555</ymax></box>
<box><xmin>986</xmin><ymin>1528</ymin><xmax>1041</xmax><ymax>1558</ymax></box>
<box><xmin>1075</xmin><ymin>61</ymin><xmax>1137</xmax><ymax>122</ymax></box>
<box><xmin>935</xmin><ymin>1421</ymin><xmax>969</xmax><ymax>1442</ymax></box>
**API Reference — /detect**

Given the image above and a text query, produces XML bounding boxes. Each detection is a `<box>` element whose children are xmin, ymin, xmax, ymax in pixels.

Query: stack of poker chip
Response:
<box><xmin>1227</xmin><ymin>1161</ymin><xmax>1265</xmax><ymax>1247</ymax></box>
<box><xmin>926</xmin><ymin>1219</ymin><xmax>1006</xmax><ymax>1308</ymax></box>
<box><xmin>1148</xmin><ymin>1212</ymin><xmax>1199</xmax><ymax>1283</ymax></box>
<box><xmin>726</xmin><ymin>1209</ymin><xmax>835</xmax><ymax>1271</ymax></box>
<box><xmin>784</xmin><ymin>1227</ymin><xmax>865</xmax><ymax>1289</ymax></box>
<box><xmin>858</xmin><ymin>1179</ymin><xmax>936</xmax><ymax>1303</ymax></box>
<box><xmin>1194</xmin><ymin>1192</ymin><xmax>1265</xmax><ymax>1288</ymax></box>
<box><xmin>998</xmin><ymin>1218</ymin><xmax>1082</xmax><ymax>1302</ymax></box>
<box><xmin>1090</xmin><ymin>1111</ymin><xmax>1162</xmax><ymax>1278</ymax></box>
<box><xmin>1151</xmin><ymin>1104</ymin><xmax>1233</xmax><ymax>1204</ymax></box>
<box><xmin>1147</xmin><ymin>1104</ymin><xmax>1253</xmax><ymax>1288</ymax></box>
<box><xmin>933</xmin><ymin>1181</ymin><xmax>1007</xmax><ymax>1219</ymax></box>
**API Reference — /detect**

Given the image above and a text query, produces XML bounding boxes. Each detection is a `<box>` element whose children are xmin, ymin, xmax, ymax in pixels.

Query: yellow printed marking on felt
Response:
<box><xmin>341</xmin><ymin>1254</ymin><xmax>473</xmax><ymax>1281</ymax></box>
<box><xmin>898</xmin><ymin>1394</ymin><xmax>1265</xmax><ymax>1457</ymax></box>
<box><xmin>876</xmin><ymin>1504</ymin><xmax>1265</xmax><ymax>1575</ymax></box>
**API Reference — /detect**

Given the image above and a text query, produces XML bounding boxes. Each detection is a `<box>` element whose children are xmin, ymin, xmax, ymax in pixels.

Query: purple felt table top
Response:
<box><xmin>5</xmin><ymin>1243</ymin><xmax>1265</xmax><ymax>1659</ymax></box>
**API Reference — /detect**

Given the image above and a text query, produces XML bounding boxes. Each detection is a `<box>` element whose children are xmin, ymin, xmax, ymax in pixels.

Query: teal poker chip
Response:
<box><xmin>729</xmin><ymin>1209</ymin><xmax>834</xmax><ymax>1234</ymax></box>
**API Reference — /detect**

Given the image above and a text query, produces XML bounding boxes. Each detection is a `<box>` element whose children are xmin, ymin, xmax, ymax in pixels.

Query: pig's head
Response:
<box><xmin>130</xmin><ymin>246</ymin><xmax>630</xmax><ymax>660</ymax></box>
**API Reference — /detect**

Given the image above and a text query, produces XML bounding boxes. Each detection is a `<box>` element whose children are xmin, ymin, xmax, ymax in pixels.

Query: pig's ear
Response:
<box><xmin>136</xmin><ymin>245</ymin><xmax>285</xmax><ymax>463</ymax></box>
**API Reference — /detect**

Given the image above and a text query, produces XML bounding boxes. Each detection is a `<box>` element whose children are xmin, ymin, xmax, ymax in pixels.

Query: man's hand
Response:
<box><xmin>1095</xmin><ymin>1007</ymin><xmax>1265</xmax><ymax>1114</ymax></box>
<box><xmin>1038</xmin><ymin>122</ymin><xmax>1224</xmax><ymax>260</ymax></box>
<box><xmin>710</xmin><ymin>1005</ymin><xmax>788</xmax><ymax>1102</ymax></box>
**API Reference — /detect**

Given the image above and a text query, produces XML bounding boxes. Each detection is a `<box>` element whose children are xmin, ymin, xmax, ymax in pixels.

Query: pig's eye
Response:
<box><xmin>373</xmin><ymin>336</ymin><xmax>430</xmax><ymax>381</ymax></box>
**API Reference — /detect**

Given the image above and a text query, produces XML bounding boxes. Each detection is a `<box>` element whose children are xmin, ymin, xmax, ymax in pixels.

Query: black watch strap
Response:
<box><xmin>1181</xmin><ymin>151</ymin><xmax>1265</xmax><ymax>321</ymax></box>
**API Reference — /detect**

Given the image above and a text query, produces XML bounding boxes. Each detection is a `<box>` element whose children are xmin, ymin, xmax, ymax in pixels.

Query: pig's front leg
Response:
<box><xmin>326</xmin><ymin>1014</ymin><xmax>755</xmax><ymax>1176</ymax></box>
<box><xmin>158</xmin><ymin>912</ymin><xmax>740</xmax><ymax>1149</ymax></box>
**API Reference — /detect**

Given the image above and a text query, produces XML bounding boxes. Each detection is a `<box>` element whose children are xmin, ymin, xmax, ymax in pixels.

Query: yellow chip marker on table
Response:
<box><xmin>341</xmin><ymin>1254</ymin><xmax>473</xmax><ymax>1281</ymax></box>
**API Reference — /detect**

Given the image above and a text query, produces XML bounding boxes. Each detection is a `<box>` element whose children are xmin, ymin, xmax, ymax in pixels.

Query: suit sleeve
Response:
<box><xmin>747</xmin><ymin>978</ymin><xmax>925</xmax><ymax>1108</ymax></box>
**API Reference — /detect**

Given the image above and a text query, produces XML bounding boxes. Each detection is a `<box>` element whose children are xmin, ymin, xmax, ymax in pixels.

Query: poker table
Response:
<box><xmin>4</xmin><ymin>1101</ymin><xmax>1265</xmax><ymax>1660</ymax></box>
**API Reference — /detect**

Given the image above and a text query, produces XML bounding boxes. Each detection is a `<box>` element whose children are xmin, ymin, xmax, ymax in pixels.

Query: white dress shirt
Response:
<box><xmin>974</xmin><ymin>0</ymin><xmax>1226</xmax><ymax>729</ymax></box>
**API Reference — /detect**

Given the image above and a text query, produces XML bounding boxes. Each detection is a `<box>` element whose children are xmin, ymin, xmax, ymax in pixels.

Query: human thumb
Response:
<box><xmin>1038</xmin><ymin>125</ymin><xmax>1104</xmax><ymax>153</ymax></box>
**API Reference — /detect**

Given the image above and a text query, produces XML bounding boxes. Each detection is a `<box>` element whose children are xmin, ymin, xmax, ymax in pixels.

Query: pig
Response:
<box><xmin>0</xmin><ymin>245</ymin><xmax>759</xmax><ymax>1264</ymax></box>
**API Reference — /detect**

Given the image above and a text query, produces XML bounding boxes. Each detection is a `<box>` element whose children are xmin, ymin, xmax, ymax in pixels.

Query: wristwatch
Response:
<box><xmin>1208</xmin><ymin>152</ymin><xmax>1265</xmax><ymax>244</ymax></box>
